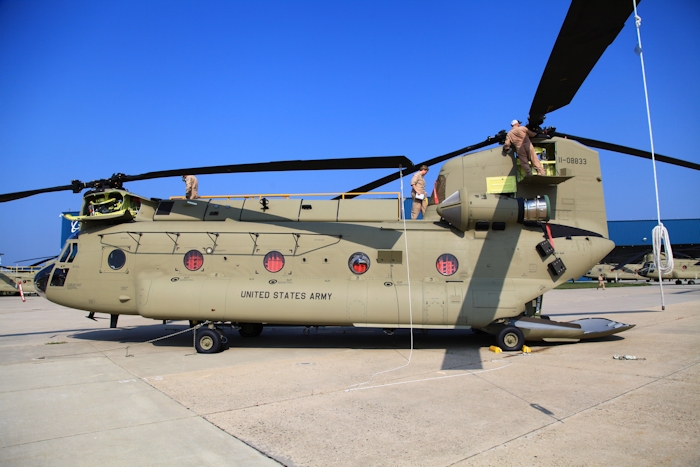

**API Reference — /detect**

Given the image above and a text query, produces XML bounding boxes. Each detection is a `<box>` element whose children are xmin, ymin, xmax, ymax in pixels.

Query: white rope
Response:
<box><xmin>652</xmin><ymin>223</ymin><xmax>673</xmax><ymax>274</ymax></box>
<box><xmin>37</xmin><ymin>321</ymin><xmax>208</xmax><ymax>359</ymax></box>
<box><xmin>347</xmin><ymin>166</ymin><xmax>414</xmax><ymax>389</ymax></box>
<box><xmin>633</xmin><ymin>3</ymin><xmax>672</xmax><ymax>308</ymax></box>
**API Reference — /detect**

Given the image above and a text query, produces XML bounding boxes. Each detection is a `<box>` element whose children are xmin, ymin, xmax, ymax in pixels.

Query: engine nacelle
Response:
<box><xmin>436</xmin><ymin>188</ymin><xmax>550</xmax><ymax>232</ymax></box>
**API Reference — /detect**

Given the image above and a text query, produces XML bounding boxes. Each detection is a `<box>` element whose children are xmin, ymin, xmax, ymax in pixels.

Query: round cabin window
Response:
<box><xmin>184</xmin><ymin>250</ymin><xmax>204</xmax><ymax>271</ymax></box>
<box><xmin>436</xmin><ymin>254</ymin><xmax>458</xmax><ymax>276</ymax></box>
<box><xmin>264</xmin><ymin>251</ymin><xmax>285</xmax><ymax>273</ymax></box>
<box><xmin>349</xmin><ymin>253</ymin><xmax>370</xmax><ymax>275</ymax></box>
<box><xmin>108</xmin><ymin>249</ymin><xmax>127</xmax><ymax>270</ymax></box>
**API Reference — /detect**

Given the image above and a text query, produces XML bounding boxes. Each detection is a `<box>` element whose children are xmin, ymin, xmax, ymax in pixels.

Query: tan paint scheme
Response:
<box><xmin>585</xmin><ymin>263</ymin><xmax>645</xmax><ymax>282</ymax></box>
<box><xmin>0</xmin><ymin>267</ymin><xmax>40</xmax><ymax>294</ymax></box>
<box><xmin>640</xmin><ymin>258</ymin><xmax>700</xmax><ymax>283</ymax></box>
<box><xmin>42</xmin><ymin>137</ymin><xmax>614</xmax><ymax>330</ymax></box>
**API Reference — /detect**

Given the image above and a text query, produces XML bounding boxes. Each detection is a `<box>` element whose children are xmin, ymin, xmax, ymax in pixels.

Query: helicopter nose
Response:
<box><xmin>34</xmin><ymin>263</ymin><xmax>54</xmax><ymax>298</ymax></box>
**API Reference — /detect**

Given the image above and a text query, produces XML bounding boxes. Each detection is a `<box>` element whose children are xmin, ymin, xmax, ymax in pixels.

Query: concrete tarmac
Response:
<box><xmin>0</xmin><ymin>284</ymin><xmax>698</xmax><ymax>466</ymax></box>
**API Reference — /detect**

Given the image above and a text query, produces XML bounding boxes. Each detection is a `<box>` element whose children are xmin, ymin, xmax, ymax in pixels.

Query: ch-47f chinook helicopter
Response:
<box><xmin>0</xmin><ymin>257</ymin><xmax>56</xmax><ymax>297</ymax></box>
<box><xmin>639</xmin><ymin>258</ymin><xmax>699</xmax><ymax>285</ymax></box>
<box><xmin>0</xmin><ymin>266</ymin><xmax>40</xmax><ymax>296</ymax></box>
<box><xmin>585</xmin><ymin>263</ymin><xmax>645</xmax><ymax>283</ymax></box>
<box><xmin>2</xmin><ymin>0</ymin><xmax>700</xmax><ymax>353</ymax></box>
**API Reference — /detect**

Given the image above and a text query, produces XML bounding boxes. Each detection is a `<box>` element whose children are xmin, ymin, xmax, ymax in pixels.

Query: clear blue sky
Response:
<box><xmin>1</xmin><ymin>1</ymin><xmax>699</xmax><ymax>264</ymax></box>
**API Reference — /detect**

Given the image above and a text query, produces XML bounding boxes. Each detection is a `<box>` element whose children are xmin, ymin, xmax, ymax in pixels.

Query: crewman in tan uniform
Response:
<box><xmin>503</xmin><ymin>120</ymin><xmax>546</xmax><ymax>176</ymax></box>
<box><xmin>183</xmin><ymin>175</ymin><xmax>199</xmax><ymax>199</ymax></box>
<box><xmin>410</xmin><ymin>165</ymin><xmax>429</xmax><ymax>219</ymax></box>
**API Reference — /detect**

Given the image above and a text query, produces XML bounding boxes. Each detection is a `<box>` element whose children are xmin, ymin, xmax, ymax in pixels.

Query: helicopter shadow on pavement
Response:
<box><xmin>70</xmin><ymin>324</ymin><xmax>490</xmax><ymax>370</ymax></box>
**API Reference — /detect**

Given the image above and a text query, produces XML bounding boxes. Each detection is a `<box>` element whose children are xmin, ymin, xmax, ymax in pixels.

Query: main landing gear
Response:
<box><xmin>496</xmin><ymin>326</ymin><xmax>525</xmax><ymax>352</ymax></box>
<box><xmin>191</xmin><ymin>322</ymin><xmax>264</xmax><ymax>353</ymax></box>
<box><xmin>195</xmin><ymin>326</ymin><xmax>229</xmax><ymax>354</ymax></box>
<box><xmin>238</xmin><ymin>323</ymin><xmax>264</xmax><ymax>338</ymax></box>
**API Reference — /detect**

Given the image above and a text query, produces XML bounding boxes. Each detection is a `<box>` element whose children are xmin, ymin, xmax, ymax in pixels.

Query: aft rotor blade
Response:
<box><xmin>337</xmin><ymin>135</ymin><xmax>503</xmax><ymax>199</ymax></box>
<box><xmin>528</xmin><ymin>0</ymin><xmax>640</xmax><ymax>126</ymax></box>
<box><xmin>553</xmin><ymin>132</ymin><xmax>700</xmax><ymax>171</ymax></box>
<box><xmin>121</xmin><ymin>155</ymin><xmax>414</xmax><ymax>183</ymax></box>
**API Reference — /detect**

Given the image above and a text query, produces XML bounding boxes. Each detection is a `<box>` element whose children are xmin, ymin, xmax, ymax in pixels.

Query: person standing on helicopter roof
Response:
<box><xmin>410</xmin><ymin>165</ymin><xmax>429</xmax><ymax>219</ymax></box>
<box><xmin>183</xmin><ymin>175</ymin><xmax>199</xmax><ymax>199</ymax></box>
<box><xmin>502</xmin><ymin>120</ymin><xmax>546</xmax><ymax>176</ymax></box>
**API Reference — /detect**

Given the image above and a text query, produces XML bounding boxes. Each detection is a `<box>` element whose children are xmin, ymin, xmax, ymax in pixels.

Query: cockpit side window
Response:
<box><xmin>67</xmin><ymin>243</ymin><xmax>78</xmax><ymax>263</ymax></box>
<box><xmin>58</xmin><ymin>243</ymin><xmax>79</xmax><ymax>263</ymax></box>
<box><xmin>59</xmin><ymin>244</ymin><xmax>72</xmax><ymax>263</ymax></box>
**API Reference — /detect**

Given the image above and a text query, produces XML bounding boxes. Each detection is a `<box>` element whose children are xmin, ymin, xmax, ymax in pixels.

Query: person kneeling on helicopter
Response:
<box><xmin>182</xmin><ymin>175</ymin><xmax>199</xmax><ymax>199</ymax></box>
<box><xmin>503</xmin><ymin>120</ymin><xmax>546</xmax><ymax>176</ymax></box>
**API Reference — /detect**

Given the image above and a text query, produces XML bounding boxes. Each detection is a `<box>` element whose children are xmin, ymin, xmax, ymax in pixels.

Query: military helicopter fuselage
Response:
<box><xmin>34</xmin><ymin>137</ymin><xmax>633</xmax><ymax>352</ymax></box>
<box><xmin>0</xmin><ymin>266</ymin><xmax>41</xmax><ymax>295</ymax></box>
<box><xmin>15</xmin><ymin>0</ymin><xmax>698</xmax><ymax>352</ymax></box>
<box><xmin>638</xmin><ymin>258</ymin><xmax>699</xmax><ymax>284</ymax></box>
<box><xmin>585</xmin><ymin>263</ymin><xmax>645</xmax><ymax>283</ymax></box>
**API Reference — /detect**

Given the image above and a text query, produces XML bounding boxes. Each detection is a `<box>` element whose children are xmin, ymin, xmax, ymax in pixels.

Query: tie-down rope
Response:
<box><xmin>633</xmin><ymin>2</ymin><xmax>673</xmax><ymax>309</ymax></box>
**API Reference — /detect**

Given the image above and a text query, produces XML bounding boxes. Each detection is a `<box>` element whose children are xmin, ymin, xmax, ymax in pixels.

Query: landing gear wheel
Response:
<box><xmin>238</xmin><ymin>323</ymin><xmax>263</xmax><ymax>338</ymax></box>
<box><xmin>496</xmin><ymin>326</ymin><xmax>524</xmax><ymax>352</ymax></box>
<box><xmin>196</xmin><ymin>328</ymin><xmax>222</xmax><ymax>354</ymax></box>
<box><xmin>689</xmin><ymin>280</ymin><xmax>696</xmax><ymax>285</ymax></box>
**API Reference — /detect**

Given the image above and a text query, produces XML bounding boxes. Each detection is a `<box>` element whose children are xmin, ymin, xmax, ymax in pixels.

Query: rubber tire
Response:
<box><xmin>195</xmin><ymin>328</ymin><xmax>222</xmax><ymax>354</ymax></box>
<box><xmin>238</xmin><ymin>323</ymin><xmax>263</xmax><ymax>338</ymax></box>
<box><xmin>496</xmin><ymin>326</ymin><xmax>524</xmax><ymax>352</ymax></box>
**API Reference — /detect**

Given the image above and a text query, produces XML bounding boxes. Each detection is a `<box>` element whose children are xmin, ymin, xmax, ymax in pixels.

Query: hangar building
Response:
<box><xmin>604</xmin><ymin>218</ymin><xmax>699</xmax><ymax>263</ymax></box>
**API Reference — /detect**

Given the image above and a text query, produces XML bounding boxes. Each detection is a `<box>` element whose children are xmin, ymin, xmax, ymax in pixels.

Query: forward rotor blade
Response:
<box><xmin>611</xmin><ymin>250</ymin><xmax>649</xmax><ymax>271</ymax></box>
<box><xmin>0</xmin><ymin>184</ymin><xmax>78</xmax><ymax>203</ymax></box>
<box><xmin>14</xmin><ymin>256</ymin><xmax>58</xmax><ymax>266</ymax></box>
<box><xmin>0</xmin><ymin>156</ymin><xmax>413</xmax><ymax>203</ymax></box>
<box><xmin>29</xmin><ymin>256</ymin><xmax>57</xmax><ymax>267</ymax></box>
<box><xmin>121</xmin><ymin>155</ymin><xmax>414</xmax><ymax>183</ymax></box>
<box><xmin>529</xmin><ymin>0</ymin><xmax>640</xmax><ymax>126</ymax></box>
<box><xmin>553</xmin><ymin>132</ymin><xmax>700</xmax><ymax>171</ymax></box>
<box><xmin>337</xmin><ymin>135</ymin><xmax>503</xmax><ymax>199</ymax></box>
